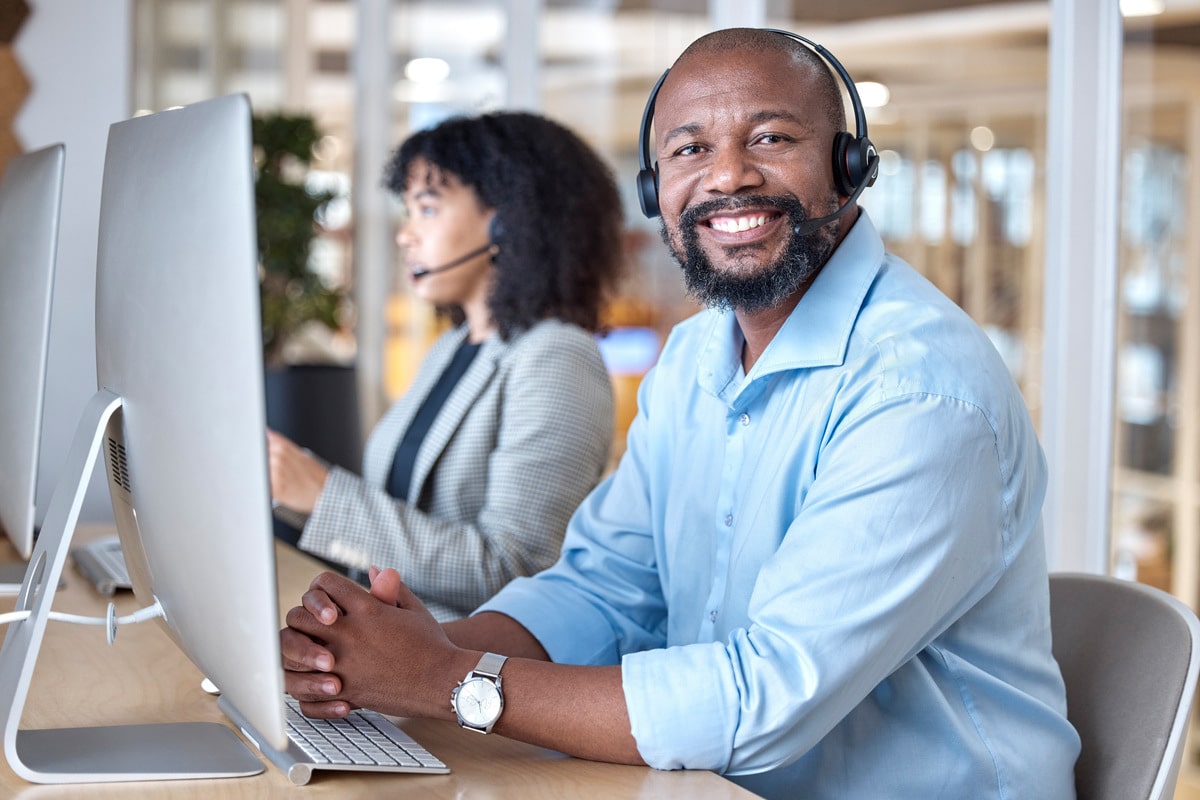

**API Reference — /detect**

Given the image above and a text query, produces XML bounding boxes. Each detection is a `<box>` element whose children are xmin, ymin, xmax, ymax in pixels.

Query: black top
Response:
<box><xmin>386</xmin><ymin>340</ymin><xmax>483</xmax><ymax>502</ymax></box>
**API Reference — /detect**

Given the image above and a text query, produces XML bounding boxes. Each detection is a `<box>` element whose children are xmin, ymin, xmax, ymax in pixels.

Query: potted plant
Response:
<box><xmin>253</xmin><ymin>112</ymin><xmax>362</xmax><ymax>489</ymax></box>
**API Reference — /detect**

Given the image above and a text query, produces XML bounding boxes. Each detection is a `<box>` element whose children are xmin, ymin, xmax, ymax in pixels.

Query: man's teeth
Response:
<box><xmin>709</xmin><ymin>214</ymin><xmax>770</xmax><ymax>233</ymax></box>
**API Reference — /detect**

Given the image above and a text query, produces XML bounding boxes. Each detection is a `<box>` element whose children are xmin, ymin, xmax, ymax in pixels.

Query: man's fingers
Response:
<box><xmin>365</xmin><ymin>568</ymin><xmax>430</xmax><ymax>616</ymax></box>
<box><xmin>286</xmin><ymin>597</ymin><xmax>335</xmax><ymax>633</ymax></box>
<box><xmin>284</xmin><ymin>665</ymin><xmax>343</xmax><ymax>699</ymax></box>
<box><xmin>389</xmin><ymin>572</ymin><xmax>426</xmax><ymax>611</ymax></box>
<box><xmin>280</xmin><ymin>625</ymin><xmax>335</xmax><ymax>672</ymax></box>
<box><xmin>368</xmin><ymin>566</ymin><xmax>402</xmax><ymax>606</ymax></box>
<box><xmin>293</xmin><ymin>699</ymin><xmax>352</xmax><ymax>719</ymax></box>
<box><xmin>302</xmin><ymin>571</ymin><xmax>365</xmax><ymax>624</ymax></box>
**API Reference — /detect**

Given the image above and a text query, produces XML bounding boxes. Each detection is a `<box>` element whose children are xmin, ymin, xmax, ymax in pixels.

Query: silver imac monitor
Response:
<box><xmin>0</xmin><ymin>145</ymin><xmax>65</xmax><ymax>585</ymax></box>
<box><xmin>0</xmin><ymin>94</ymin><xmax>288</xmax><ymax>783</ymax></box>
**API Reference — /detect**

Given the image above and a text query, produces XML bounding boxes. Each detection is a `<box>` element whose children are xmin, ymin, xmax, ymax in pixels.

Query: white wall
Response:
<box><xmin>16</xmin><ymin>0</ymin><xmax>132</xmax><ymax>526</ymax></box>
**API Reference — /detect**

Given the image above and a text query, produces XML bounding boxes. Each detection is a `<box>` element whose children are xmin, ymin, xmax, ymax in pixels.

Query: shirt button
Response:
<box><xmin>724</xmin><ymin>514</ymin><xmax>733</xmax><ymax>527</ymax></box>
<box><xmin>709</xmin><ymin>610</ymin><xmax>718</xmax><ymax>623</ymax></box>
<box><xmin>739</xmin><ymin>413</ymin><xmax>750</xmax><ymax>426</ymax></box>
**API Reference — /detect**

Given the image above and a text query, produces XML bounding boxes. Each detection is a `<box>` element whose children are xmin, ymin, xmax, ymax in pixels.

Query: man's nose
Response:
<box><xmin>703</xmin><ymin>146</ymin><xmax>765</xmax><ymax>196</ymax></box>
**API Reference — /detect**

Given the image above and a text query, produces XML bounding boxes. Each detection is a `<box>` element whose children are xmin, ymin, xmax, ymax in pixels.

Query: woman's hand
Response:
<box><xmin>266</xmin><ymin>429</ymin><xmax>330</xmax><ymax>514</ymax></box>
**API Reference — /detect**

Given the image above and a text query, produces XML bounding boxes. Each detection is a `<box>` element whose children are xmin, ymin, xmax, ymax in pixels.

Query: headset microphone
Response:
<box><xmin>791</xmin><ymin>152</ymin><xmax>878</xmax><ymax>237</ymax></box>
<box><xmin>410</xmin><ymin>242</ymin><xmax>498</xmax><ymax>279</ymax></box>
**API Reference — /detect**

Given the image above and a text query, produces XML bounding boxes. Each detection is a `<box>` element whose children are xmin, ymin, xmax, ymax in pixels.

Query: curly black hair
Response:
<box><xmin>384</xmin><ymin>112</ymin><xmax>625</xmax><ymax>339</ymax></box>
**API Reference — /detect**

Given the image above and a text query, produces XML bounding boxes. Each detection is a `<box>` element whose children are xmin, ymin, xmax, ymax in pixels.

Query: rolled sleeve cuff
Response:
<box><xmin>622</xmin><ymin>642</ymin><xmax>735</xmax><ymax>772</ymax></box>
<box><xmin>476</xmin><ymin>576</ymin><xmax>623</xmax><ymax>666</ymax></box>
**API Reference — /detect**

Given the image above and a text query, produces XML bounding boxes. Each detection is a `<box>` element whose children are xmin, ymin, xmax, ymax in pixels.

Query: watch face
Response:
<box><xmin>455</xmin><ymin>676</ymin><xmax>502</xmax><ymax>727</ymax></box>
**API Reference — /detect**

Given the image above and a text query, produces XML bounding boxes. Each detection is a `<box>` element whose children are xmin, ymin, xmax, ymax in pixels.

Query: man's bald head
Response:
<box><xmin>672</xmin><ymin>28</ymin><xmax>847</xmax><ymax>137</ymax></box>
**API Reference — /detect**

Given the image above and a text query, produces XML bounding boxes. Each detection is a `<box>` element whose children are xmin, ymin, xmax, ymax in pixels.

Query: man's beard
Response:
<box><xmin>661</xmin><ymin>194</ymin><xmax>838</xmax><ymax>314</ymax></box>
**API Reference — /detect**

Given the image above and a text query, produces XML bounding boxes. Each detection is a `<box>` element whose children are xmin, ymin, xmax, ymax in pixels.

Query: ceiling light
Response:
<box><xmin>1120</xmin><ymin>0</ymin><xmax>1165</xmax><ymax>16</ymax></box>
<box><xmin>404</xmin><ymin>57</ymin><xmax>451</xmax><ymax>84</ymax></box>
<box><xmin>857</xmin><ymin>80</ymin><xmax>890</xmax><ymax>109</ymax></box>
<box><xmin>314</xmin><ymin>134</ymin><xmax>341</xmax><ymax>162</ymax></box>
<box><xmin>970</xmin><ymin>126</ymin><xmax>995</xmax><ymax>152</ymax></box>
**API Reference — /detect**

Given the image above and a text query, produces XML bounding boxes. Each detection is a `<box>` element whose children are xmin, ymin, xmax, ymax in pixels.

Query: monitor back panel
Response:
<box><xmin>0</xmin><ymin>145</ymin><xmax>65</xmax><ymax>560</ymax></box>
<box><xmin>95</xmin><ymin>95</ymin><xmax>286</xmax><ymax>749</ymax></box>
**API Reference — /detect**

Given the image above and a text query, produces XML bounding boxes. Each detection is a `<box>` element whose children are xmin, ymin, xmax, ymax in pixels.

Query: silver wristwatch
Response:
<box><xmin>451</xmin><ymin>652</ymin><xmax>508</xmax><ymax>734</ymax></box>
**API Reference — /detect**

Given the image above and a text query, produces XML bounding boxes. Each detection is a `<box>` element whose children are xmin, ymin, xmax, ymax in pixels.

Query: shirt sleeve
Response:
<box><xmin>623</xmin><ymin>390</ymin><xmax>1012</xmax><ymax>774</ymax></box>
<box><xmin>478</xmin><ymin>364</ymin><xmax>670</xmax><ymax>664</ymax></box>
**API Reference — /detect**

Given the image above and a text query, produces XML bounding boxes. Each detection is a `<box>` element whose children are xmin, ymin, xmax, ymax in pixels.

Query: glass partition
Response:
<box><xmin>1112</xmin><ymin>8</ymin><xmax>1200</xmax><ymax>783</ymax></box>
<box><xmin>1113</xmin><ymin>9</ymin><xmax>1200</xmax><ymax>622</ymax></box>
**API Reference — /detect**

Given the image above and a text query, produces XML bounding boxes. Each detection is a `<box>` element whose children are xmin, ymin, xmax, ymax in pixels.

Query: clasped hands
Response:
<box><xmin>281</xmin><ymin>567</ymin><xmax>472</xmax><ymax>722</ymax></box>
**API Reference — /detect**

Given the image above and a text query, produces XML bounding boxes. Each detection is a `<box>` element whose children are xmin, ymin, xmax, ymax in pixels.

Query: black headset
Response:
<box><xmin>636</xmin><ymin>28</ymin><xmax>879</xmax><ymax>219</ymax></box>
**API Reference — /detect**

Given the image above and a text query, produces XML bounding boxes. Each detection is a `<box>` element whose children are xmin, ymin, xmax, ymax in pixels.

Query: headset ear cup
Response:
<box><xmin>831</xmin><ymin>131</ymin><xmax>856</xmax><ymax>196</ymax></box>
<box><xmin>832</xmin><ymin>133</ymin><xmax>879</xmax><ymax>196</ymax></box>
<box><xmin>637</xmin><ymin>166</ymin><xmax>661</xmax><ymax>219</ymax></box>
<box><xmin>847</xmin><ymin>137</ymin><xmax>877</xmax><ymax>192</ymax></box>
<box><xmin>488</xmin><ymin>215</ymin><xmax>504</xmax><ymax>245</ymax></box>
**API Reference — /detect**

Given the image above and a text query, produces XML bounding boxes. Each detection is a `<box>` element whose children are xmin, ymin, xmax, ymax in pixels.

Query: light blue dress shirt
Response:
<box><xmin>479</xmin><ymin>211</ymin><xmax>1080</xmax><ymax>799</ymax></box>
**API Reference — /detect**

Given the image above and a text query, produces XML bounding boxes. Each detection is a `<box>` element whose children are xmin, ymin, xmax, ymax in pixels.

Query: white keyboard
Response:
<box><xmin>284</xmin><ymin>696</ymin><xmax>446</xmax><ymax>769</ymax></box>
<box><xmin>221</xmin><ymin>694</ymin><xmax>450</xmax><ymax>785</ymax></box>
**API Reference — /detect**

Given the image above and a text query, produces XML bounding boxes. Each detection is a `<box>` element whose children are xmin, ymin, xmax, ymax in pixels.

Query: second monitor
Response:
<box><xmin>0</xmin><ymin>144</ymin><xmax>66</xmax><ymax>589</ymax></box>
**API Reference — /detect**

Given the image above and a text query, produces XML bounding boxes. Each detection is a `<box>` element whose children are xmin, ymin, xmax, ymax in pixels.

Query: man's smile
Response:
<box><xmin>705</xmin><ymin>211</ymin><xmax>781</xmax><ymax>233</ymax></box>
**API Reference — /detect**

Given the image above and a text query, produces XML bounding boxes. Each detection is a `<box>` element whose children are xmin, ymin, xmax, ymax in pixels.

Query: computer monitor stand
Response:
<box><xmin>0</xmin><ymin>547</ymin><xmax>71</xmax><ymax>597</ymax></box>
<box><xmin>0</xmin><ymin>389</ymin><xmax>263</xmax><ymax>784</ymax></box>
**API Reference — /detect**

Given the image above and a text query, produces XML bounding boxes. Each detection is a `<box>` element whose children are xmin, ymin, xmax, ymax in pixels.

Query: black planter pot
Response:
<box><xmin>264</xmin><ymin>363</ymin><xmax>362</xmax><ymax>554</ymax></box>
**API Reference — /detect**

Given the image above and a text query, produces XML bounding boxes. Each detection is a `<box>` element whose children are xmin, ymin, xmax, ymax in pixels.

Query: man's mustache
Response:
<box><xmin>677</xmin><ymin>195</ymin><xmax>806</xmax><ymax>229</ymax></box>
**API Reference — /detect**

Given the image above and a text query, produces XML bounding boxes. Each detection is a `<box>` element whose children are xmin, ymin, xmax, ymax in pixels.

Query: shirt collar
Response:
<box><xmin>696</xmin><ymin>209</ymin><xmax>885</xmax><ymax>397</ymax></box>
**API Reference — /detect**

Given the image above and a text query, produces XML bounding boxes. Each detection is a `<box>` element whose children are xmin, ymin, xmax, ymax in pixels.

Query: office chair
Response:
<box><xmin>1050</xmin><ymin>572</ymin><xmax>1200</xmax><ymax>800</ymax></box>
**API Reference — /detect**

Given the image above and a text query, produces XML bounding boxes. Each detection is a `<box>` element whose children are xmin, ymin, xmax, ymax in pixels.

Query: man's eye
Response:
<box><xmin>675</xmin><ymin>144</ymin><xmax>705</xmax><ymax>157</ymax></box>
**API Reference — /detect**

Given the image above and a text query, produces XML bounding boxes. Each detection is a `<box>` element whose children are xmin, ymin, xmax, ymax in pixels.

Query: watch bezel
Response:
<box><xmin>452</xmin><ymin>672</ymin><xmax>504</xmax><ymax>733</ymax></box>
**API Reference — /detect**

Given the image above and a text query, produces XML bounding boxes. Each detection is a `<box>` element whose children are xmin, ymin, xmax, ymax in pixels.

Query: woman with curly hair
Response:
<box><xmin>267</xmin><ymin>112</ymin><xmax>624</xmax><ymax>621</ymax></box>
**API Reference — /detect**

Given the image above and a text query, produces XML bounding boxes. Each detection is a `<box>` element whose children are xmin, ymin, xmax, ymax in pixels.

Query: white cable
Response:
<box><xmin>0</xmin><ymin>610</ymin><xmax>30</xmax><ymax>626</ymax></box>
<box><xmin>0</xmin><ymin>600</ymin><xmax>164</xmax><ymax>645</ymax></box>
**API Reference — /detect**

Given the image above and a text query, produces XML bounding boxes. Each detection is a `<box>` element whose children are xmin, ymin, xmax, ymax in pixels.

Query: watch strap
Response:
<box><xmin>472</xmin><ymin>652</ymin><xmax>507</xmax><ymax>679</ymax></box>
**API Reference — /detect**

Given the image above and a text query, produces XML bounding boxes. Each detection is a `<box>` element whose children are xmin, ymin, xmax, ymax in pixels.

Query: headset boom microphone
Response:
<box><xmin>411</xmin><ymin>242</ymin><xmax>498</xmax><ymax>279</ymax></box>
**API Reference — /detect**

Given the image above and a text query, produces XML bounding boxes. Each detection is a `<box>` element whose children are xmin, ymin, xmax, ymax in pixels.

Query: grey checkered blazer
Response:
<box><xmin>296</xmin><ymin>318</ymin><xmax>614</xmax><ymax>621</ymax></box>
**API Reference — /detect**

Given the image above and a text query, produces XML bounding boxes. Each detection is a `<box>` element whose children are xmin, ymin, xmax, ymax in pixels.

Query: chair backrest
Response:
<box><xmin>1050</xmin><ymin>572</ymin><xmax>1200</xmax><ymax>800</ymax></box>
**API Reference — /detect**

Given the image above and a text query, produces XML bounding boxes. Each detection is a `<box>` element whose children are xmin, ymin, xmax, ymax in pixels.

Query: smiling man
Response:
<box><xmin>280</xmin><ymin>28</ymin><xmax>1081</xmax><ymax>799</ymax></box>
